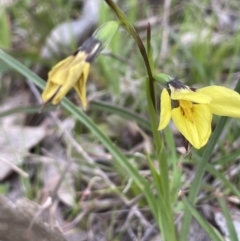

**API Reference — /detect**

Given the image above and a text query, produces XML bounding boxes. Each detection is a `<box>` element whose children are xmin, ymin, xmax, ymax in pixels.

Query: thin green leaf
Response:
<box><xmin>148</xmin><ymin>156</ymin><xmax>177</xmax><ymax>241</ymax></box>
<box><xmin>218</xmin><ymin>197</ymin><xmax>239</xmax><ymax>241</ymax></box>
<box><xmin>206</xmin><ymin>164</ymin><xmax>240</xmax><ymax>200</ymax></box>
<box><xmin>0</xmin><ymin>9</ymin><xmax>11</xmax><ymax>48</ymax></box>
<box><xmin>182</xmin><ymin>196</ymin><xmax>224</xmax><ymax>241</ymax></box>
<box><xmin>0</xmin><ymin>105</ymin><xmax>54</xmax><ymax>117</ymax></box>
<box><xmin>214</xmin><ymin>149</ymin><xmax>240</xmax><ymax>166</ymax></box>
<box><xmin>90</xmin><ymin>100</ymin><xmax>151</xmax><ymax>131</ymax></box>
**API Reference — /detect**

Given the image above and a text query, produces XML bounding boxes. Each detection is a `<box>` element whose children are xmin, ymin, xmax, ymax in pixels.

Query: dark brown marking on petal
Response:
<box><xmin>39</xmin><ymin>86</ymin><xmax>61</xmax><ymax>112</ymax></box>
<box><xmin>73</xmin><ymin>37</ymin><xmax>102</xmax><ymax>62</ymax></box>
<box><xmin>172</xmin><ymin>100</ymin><xmax>179</xmax><ymax>108</ymax></box>
<box><xmin>181</xmin><ymin>134</ymin><xmax>192</xmax><ymax>157</ymax></box>
<box><xmin>190</xmin><ymin>87</ymin><xmax>196</xmax><ymax>91</ymax></box>
<box><xmin>168</xmin><ymin>79</ymin><xmax>188</xmax><ymax>90</ymax></box>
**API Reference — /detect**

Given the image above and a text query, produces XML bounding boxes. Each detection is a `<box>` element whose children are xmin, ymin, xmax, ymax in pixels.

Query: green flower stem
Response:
<box><xmin>104</xmin><ymin>0</ymin><xmax>155</xmax><ymax>109</ymax></box>
<box><xmin>180</xmin><ymin>80</ymin><xmax>240</xmax><ymax>241</ymax></box>
<box><xmin>146</xmin><ymin>15</ymin><xmax>176</xmax><ymax>241</ymax></box>
<box><xmin>146</xmin><ymin>24</ymin><xmax>155</xmax><ymax>76</ymax></box>
<box><xmin>104</xmin><ymin>2</ymin><xmax>177</xmax><ymax>240</ymax></box>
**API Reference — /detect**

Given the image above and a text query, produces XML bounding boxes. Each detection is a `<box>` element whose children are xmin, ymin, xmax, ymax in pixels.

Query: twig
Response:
<box><xmin>79</xmin><ymin>176</ymin><xmax>102</xmax><ymax>203</ymax></box>
<box><xmin>27</xmin><ymin>197</ymin><xmax>52</xmax><ymax>237</ymax></box>
<box><xmin>62</xmin><ymin>209</ymin><xmax>89</xmax><ymax>232</ymax></box>
<box><xmin>141</xmin><ymin>223</ymin><xmax>158</xmax><ymax>241</ymax></box>
<box><xmin>0</xmin><ymin>157</ymin><xmax>29</xmax><ymax>178</ymax></box>
<box><xmin>120</xmin><ymin>205</ymin><xmax>150</xmax><ymax>232</ymax></box>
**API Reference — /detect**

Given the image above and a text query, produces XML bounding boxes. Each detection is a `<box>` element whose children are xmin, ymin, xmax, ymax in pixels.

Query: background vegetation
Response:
<box><xmin>0</xmin><ymin>0</ymin><xmax>240</xmax><ymax>240</ymax></box>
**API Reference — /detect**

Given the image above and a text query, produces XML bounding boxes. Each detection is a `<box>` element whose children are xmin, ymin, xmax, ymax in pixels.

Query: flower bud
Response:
<box><xmin>93</xmin><ymin>21</ymin><xmax>120</xmax><ymax>48</ymax></box>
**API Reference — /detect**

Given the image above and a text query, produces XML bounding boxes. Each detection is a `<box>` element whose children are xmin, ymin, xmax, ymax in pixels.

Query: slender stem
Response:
<box><xmin>147</xmin><ymin>23</ymin><xmax>155</xmax><ymax>76</ymax></box>
<box><xmin>104</xmin><ymin>0</ymin><xmax>156</xmax><ymax>109</ymax></box>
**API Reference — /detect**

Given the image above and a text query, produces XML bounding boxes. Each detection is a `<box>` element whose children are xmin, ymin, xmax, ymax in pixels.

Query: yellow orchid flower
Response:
<box><xmin>41</xmin><ymin>21</ymin><xmax>120</xmax><ymax>110</ymax></box>
<box><xmin>41</xmin><ymin>37</ymin><xmax>102</xmax><ymax>110</ymax></box>
<box><xmin>158</xmin><ymin>79</ymin><xmax>240</xmax><ymax>149</ymax></box>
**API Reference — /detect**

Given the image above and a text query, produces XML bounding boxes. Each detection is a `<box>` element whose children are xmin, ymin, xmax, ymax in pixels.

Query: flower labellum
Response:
<box><xmin>158</xmin><ymin>79</ymin><xmax>240</xmax><ymax>149</ymax></box>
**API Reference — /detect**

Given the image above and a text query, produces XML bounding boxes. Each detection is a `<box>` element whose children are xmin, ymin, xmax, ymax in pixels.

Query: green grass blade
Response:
<box><xmin>214</xmin><ymin>149</ymin><xmax>240</xmax><ymax>165</ymax></box>
<box><xmin>182</xmin><ymin>196</ymin><xmax>225</xmax><ymax>241</ymax></box>
<box><xmin>0</xmin><ymin>9</ymin><xmax>11</xmax><ymax>48</ymax></box>
<box><xmin>218</xmin><ymin>197</ymin><xmax>239</xmax><ymax>241</ymax></box>
<box><xmin>0</xmin><ymin>105</ymin><xmax>54</xmax><ymax>117</ymax></box>
<box><xmin>90</xmin><ymin>100</ymin><xmax>151</xmax><ymax>131</ymax></box>
<box><xmin>0</xmin><ymin>49</ymin><xmax>45</xmax><ymax>89</ymax></box>
<box><xmin>206</xmin><ymin>164</ymin><xmax>240</xmax><ymax>200</ymax></box>
<box><xmin>0</xmin><ymin>99</ymin><xmax>150</xmax><ymax>132</ymax></box>
<box><xmin>148</xmin><ymin>156</ymin><xmax>177</xmax><ymax>241</ymax></box>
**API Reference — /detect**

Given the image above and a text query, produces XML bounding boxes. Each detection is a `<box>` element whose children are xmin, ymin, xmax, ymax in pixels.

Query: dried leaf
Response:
<box><xmin>0</xmin><ymin>196</ymin><xmax>66</xmax><ymax>241</ymax></box>
<box><xmin>0</xmin><ymin>125</ymin><xmax>46</xmax><ymax>180</ymax></box>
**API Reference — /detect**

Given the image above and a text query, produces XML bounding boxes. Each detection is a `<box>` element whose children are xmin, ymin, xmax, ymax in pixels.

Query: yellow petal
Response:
<box><xmin>74</xmin><ymin>63</ymin><xmax>90</xmax><ymax>110</ymax></box>
<box><xmin>170</xmin><ymin>87</ymin><xmax>211</xmax><ymax>104</ymax></box>
<box><xmin>41</xmin><ymin>51</ymin><xmax>89</xmax><ymax>104</ymax></box>
<box><xmin>41</xmin><ymin>81</ymin><xmax>60</xmax><ymax>103</ymax></box>
<box><xmin>171</xmin><ymin>104</ymin><xmax>212</xmax><ymax>149</ymax></box>
<box><xmin>48</xmin><ymin>56</ymin><xmax>75</xmax><ymax>85</ymax></box>
<box><xmin>197</xmin><ymin>86</ymin><xmax>240</xmax><ymax>118</ymax></box>
<box><xmin>51</xmin><ymin>61</ymin><xmax>86</xmax><ymax>104</ymax></box>
<box><xmin>158</xmin><ymin>88</ymin><xmax>171</xmax><ymax>130</ymax></box>
<box><xmin>41</xmin><ymin>56</ymin><xmax>77</xmax><ymax>104</ymax></box>
<box><xmin>48</xmin><ymin>52</ymin><xmax>87</xmax><ymax>85</ymax></box>
<box><xmin>74</xmin><ymin>51</ymin><xmax>88</xmax><ymax>63</ymax></box>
